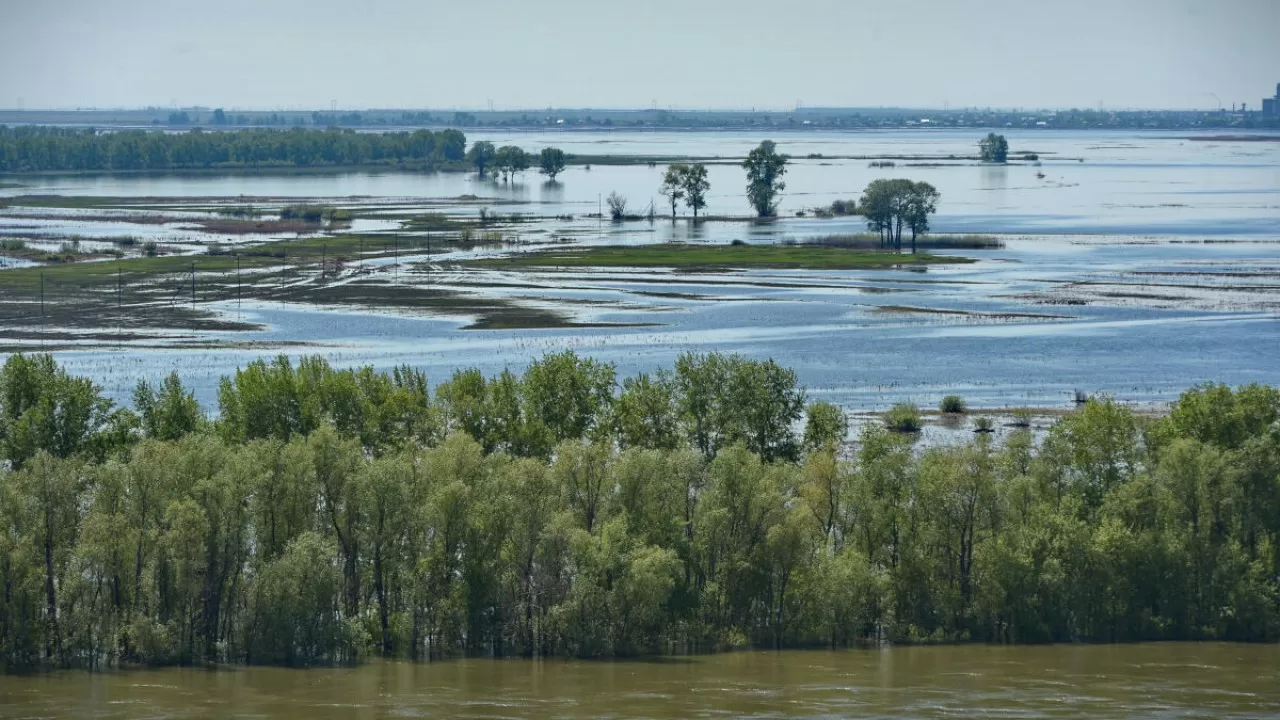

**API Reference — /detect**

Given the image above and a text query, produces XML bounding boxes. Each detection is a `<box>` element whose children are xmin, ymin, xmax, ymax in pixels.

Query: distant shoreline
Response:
<box><xmin>1185</xmin><ymin>134</ymin><xmax>1280</xmax><ymax>142</ymax></box>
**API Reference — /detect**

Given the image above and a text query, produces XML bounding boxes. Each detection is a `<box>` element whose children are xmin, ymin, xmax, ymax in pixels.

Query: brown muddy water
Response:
<box><xmin>1</xmin><ymin>643</ymin><xmax>1277</xmax><ymax>719</ymax></box>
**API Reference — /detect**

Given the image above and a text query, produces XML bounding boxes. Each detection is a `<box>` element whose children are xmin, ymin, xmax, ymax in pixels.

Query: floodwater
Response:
<box><xmin>5</xmin><ymin>128</ymin><xmax>1280</xmax><ymax>236</ymax></box>
<box><xmin>2</xmin><ymin>644</ymin><xmax>1277</xmax><ymax>719</ymax></box>
<box><xmin>2</xmin><ymin>129</ymin><xmax>1278</xmax><ymax>412</ymax></box>
<box><xmin>42</xmin><ymin>234</ymin><xmax>1280</xmax><ymax>414</ymax></box>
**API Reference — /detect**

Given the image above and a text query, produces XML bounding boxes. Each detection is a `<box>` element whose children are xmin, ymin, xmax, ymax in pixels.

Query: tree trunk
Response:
<box><xmin>43</xmin><ymin>532</ymin><xmax>59</xmax><ymax>663</ymax></box>
<box><xmin>375</xmin><ymin>542</ymin><xmax>390</xmax><ymax>657</ymax></box>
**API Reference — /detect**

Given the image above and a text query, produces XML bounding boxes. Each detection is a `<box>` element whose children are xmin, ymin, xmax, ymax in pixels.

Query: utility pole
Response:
<box><xmin>236</xmin><ymin>254</ymin><xmax>241</xmax><ymax>320</ymax></box>
<box><xmin>322</xmin><ymin>241</ymin><xmax>327</xmax><ymax>281</ymax></box>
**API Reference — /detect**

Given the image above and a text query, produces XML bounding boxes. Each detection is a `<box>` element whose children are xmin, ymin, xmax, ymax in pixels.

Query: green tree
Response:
<box><xmin>522</xmin><ymin>351</ymin><xmax>616</xmax><ymax>446</ymax></box>
<box><xmin>494</xmin><ymin>145</ymin><xmax>529</xmax><ymax>182</ymax></box>
<box><xmin>468</xmin><ymin>141</ymin><xmax>496</xmax><ymax>177</ymax></box>
<box><xmin>245</xmin><ymin>532</ymin><xmax>356</xmax><ymax>666</ymax></box>
<box><xmin>616</xmin><ymin>372</ymin><xmax>680</xmax><ymax>450</ymax></box>
<box><xmin>0</xmin><ymin>353</ymin><xmax>125</xmax><ymax>468</ymax></box>
<box><xmin>659</xmin><ymin>164</ymin><xmax>686</xmax><ymax>218</ymax></box>
<box><xmin>681</xmin><ymin>164</ymin><xmax>710</xmax><ymax>219</ymax></box>
<box><xmin>134</xmin><ymin>372</ymin><xmax>203</xmax><ymax>441</ymax></box>
<box><xmin>979</xmin><ymin>133</ymin><xmax>1009</xmax><ymax>163</ymax></box>
<box><xmin>538</xmin><ymin>147</ymin><xmax>567</xmax><ymax>180</ymax></box>
<box><xmin>904</xmin><ymin>181</ymin><xmax>940</xmax><ymax>253</ymax></box>
<box><xmin>743</xmin><ymin>140</ymin><xmax>789</xmax><ymax>217</ymax></box>
<box><xmin>803</xmin><ymin>401</ymin><xmax>847</xmax><ymax>452</ymax></box>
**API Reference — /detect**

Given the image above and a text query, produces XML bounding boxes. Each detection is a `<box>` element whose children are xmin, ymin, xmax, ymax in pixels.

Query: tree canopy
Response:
<box><xmin>1</xmin><ymin>352</ymin><xmax>1278</xmax><ymax>671</ymax></box>
<box><xmin>0</xmin><ymin>125</ymin><xmax>467</xmax><ymax>172</ymax></box>
<box><xmin>859</xmin><ymin>179</ymin><xmax>941</xmax><ymax>253</ymax></box>
<box><xmin>494</xmin><ymin>145</ymin><xmax>530</xmax><ymax>182</ymax></box>
<box><xmin>979</xmin><ymin>132</ymin><xmax>1009</xmax><ymax>163</ymax></box>
<box><xmin>743</xmin><ymin>140</ymin><xmax>789</xmax><ymax>217</ymax></box>
<box><xmin>467</xmin><ymin>141</ymin><xmax>496</xmax><ymax>177</ymax></box>
<box><xmin>538</xmin><ymin>147</ymin><xmax>567</xmax><ymax>180</ymax></box>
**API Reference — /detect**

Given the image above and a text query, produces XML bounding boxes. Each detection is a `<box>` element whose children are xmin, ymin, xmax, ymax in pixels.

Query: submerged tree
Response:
<box><xmin>607</xmin><ymin>192</ymin><xmax>628</xmax><ymax>221</ymax></box>
<box><xmin>680</xmin><ymin>164</ymin><xmax>710</xmax><ymax>219</ymax></box>
<box><xmin>979</xmin><ymin>132</ymin><xmax>1009</xmax><ymax>163</ymax></box>
<box><xmin>468</xmin><ymin>141</ymin><xmax>496</xmax><ymax>177</ymax></box>
<box><xmin>2</xmin><ymin>352</ymin><xmax>1280</xmax><ymax>669</ymax></box>
<box><xmin>659</xmin><ymin>164</ymin><xmax>686</xmax><ymax>218</ymax></box>
<box><xmin>494</xmin><ymin>145</ymin><xmax>530</xmax><ymax>182</ymax></box>
<box><xmin>539</xmin><ymin>147</ymin><xmax>567</xmax><ymax>180</ymax></box>
<box><xmin>743</xmin><ymin>140</ymin><xmax>789</xmax><ymax>217</ymax></box>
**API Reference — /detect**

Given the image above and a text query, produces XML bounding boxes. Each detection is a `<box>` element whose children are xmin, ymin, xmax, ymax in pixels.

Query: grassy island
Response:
<box><xmin>471</xmin><ymin>243</ymin><xmax>968</xmax><ymax>271</ymax></box>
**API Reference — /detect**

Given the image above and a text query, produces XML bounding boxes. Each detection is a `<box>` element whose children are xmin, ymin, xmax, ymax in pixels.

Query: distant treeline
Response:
<box><xmin>0</xmin><ymin>126</ymin><xmax>468</xmax><ymax>173</ymax></box>
<box><xmin>0</xmin><ymin>352</ymin><xmax>1278</xmax><ymax>671</ymax></box>
<box><xmin>3</xmin><ymin>107</ymin><xmax>1279</xmax><ymax>131</ymax></box>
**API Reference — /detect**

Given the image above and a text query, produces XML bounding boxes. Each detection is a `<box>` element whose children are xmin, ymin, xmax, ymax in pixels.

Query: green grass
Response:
<box><xmin>802</xmin><ymin>233</ymin><xmax>1005</xmax><ymax>250</ymax></box>
<box><xmin>470</xmin><ymin>243</ymin><xmax>969</xmax><ymax>271</ymax></box>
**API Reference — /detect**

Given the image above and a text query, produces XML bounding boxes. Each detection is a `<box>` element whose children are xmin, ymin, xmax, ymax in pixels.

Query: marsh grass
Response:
<box><xmin>801</xmin><ymin>234</ymin><xmax>1005</xmax><ymax>250</ymax></box>
<box><xmin>468</xmin><ymin>243</ymin><xmax>968</xmax><ymax>271</ymax></box>
<box><xmin>884</xmin><ymin>403</ymin><xmax>923</xmax><ymax>433</ymax></box>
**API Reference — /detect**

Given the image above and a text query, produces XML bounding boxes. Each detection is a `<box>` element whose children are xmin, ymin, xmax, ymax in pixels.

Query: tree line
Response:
<box><xmin>466</xmin><ymin>143</ymin><xmax>567</xmax><ymax>182</ymax></box>
<box><xmin>0</xmin><ymin>126</ymin><xmax>468</xmax><ymax>172</ymax></box>
<box><xmin>1</xmin><ymin>351</ymin><xmax>1277</xmax><ymax>670</ymax></box>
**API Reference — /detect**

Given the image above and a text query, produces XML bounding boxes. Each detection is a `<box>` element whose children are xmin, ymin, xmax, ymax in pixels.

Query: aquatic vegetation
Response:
<box><xmin>470</xmin><ymin>243</ymin><xmax>966</xmax><ymax>271</ymax></box>
<box><xmin>940</xmin><ymin>394</ymin><xmax>967</xmax><ymax>414</ymax></box>
<box><xmin>884</xmin><ymin>402</ymin><xmax>923</xmax><ymax>432</ymax></box>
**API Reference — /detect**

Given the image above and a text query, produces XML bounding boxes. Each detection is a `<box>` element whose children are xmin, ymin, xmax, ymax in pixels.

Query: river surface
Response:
<box><xmin>1</xmin><ymin>644</ymin><xmax>1277</xmax><ymax>719</ymax></box>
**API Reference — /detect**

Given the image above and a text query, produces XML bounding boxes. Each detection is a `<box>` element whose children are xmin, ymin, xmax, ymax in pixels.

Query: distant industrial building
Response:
<box><xmin>1264</xmin><ymin>83</ymin><xmax>1280</xmax><ymax>117</ymax></box>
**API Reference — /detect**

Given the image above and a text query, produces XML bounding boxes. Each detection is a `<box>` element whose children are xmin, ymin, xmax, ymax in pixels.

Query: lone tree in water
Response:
<box><xmin>539</xmin><ymin>147</ymin><xmax>567</xmax><ymax>180</ymax></box>
<box><xmin>468</xmin><ymin>141</ymin><xmax>496</xmax><ymax>177</ymax></box>
<box><xmin>681</xmin><ymin>164</ymin><xmax>710</xmax><ymax>219</ymax></box>
<box><xmin>606</xmin><ymin>192</ymin><xmax>628</xmax><ymax>221</ymax></box>
<box><xmin>743</xmin><ymin>140</ymin><xmax>789</xmax><ymax>216</ymax></box>
<box><xmin>659</xmin><ymin>165</ymin><xmax>686</xmax><ymax>218</ymax></box>
<box><xmin>979</xmin><ymin>133</ymin><xmax>1009</xmax><ymax>163</ymax></box>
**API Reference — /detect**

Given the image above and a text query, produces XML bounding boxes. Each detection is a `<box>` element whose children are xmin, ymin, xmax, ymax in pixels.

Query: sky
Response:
<box><xmin>2</xmin><ymin>0</ymin><xmax>1279</xmax><ymax>111</ymax></box>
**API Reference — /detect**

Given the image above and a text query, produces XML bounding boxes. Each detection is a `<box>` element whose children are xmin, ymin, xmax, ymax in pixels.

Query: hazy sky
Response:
<box><xmin>3</xmin><ymin>0</ymin><xmax>1279</xmax><ymax>111</ymax></box>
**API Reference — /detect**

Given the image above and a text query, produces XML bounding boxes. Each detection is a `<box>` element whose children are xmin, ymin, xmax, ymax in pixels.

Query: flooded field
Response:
<box><xmin>1</xmin><ymin>129</ymin><xmax>1277</xmax><ymax>413</ymax></box>
<box><xmin>2</xmin><ymin>644</ymin><xmax>1277</xmax><ymax>719</ymax></box>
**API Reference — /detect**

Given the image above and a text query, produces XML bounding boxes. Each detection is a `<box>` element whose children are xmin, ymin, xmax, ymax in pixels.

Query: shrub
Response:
<box><xmin>828</xmin><ymin>199</ymin><xmax>859</xmax><ymax>216</ymax></box>
<box><xmin>974</xmin><ymin>416</ymin><xmax>995</xmax><ymax>433</ymax></box>
<box><xmin>0</xmin><ymin>239</ymin><xmax>26</xmax><ymax>251</ymax></box>
<box><xmin>884</xmin><ymin>403</ymin><xmax>922</xmax><ymax>433</ymax></box>
<box><xmin>1010</xmin><ymin>408</ymin><xmax>1033</xmax><ymax>428</ymax></box>
<box><xmin>143</xmin><ymin>240</ymin><xmax>159</xmax><ymax>257</ymax></box>
<box><xmin>607</xmin><ymin>192</ymin><xmax>628</xmax><ymax>221</ymax></box>
<box><xmin>280</xmin><ymin>204</ymin><xmax>325</xmax><ymax>222</ymax></box>
<box><xmin>1073</xmin><ymin>389</ymin><xmax>1089</xmax><ymax>404</ymax></box>
<box><xmin>940</xmin><ymin>395</ymin><xmax>967</xmax><ymax>414</ymax></box>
